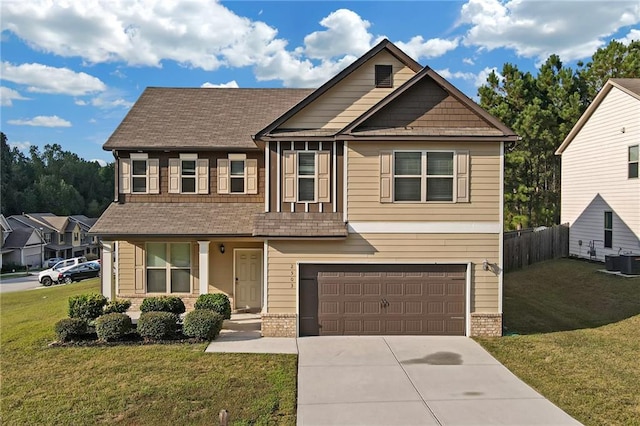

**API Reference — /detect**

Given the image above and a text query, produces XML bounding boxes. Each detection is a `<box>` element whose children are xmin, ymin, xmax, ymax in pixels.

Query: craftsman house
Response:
<box><xmin>91</xmin><ymin>39</ymin><xmax>518</xmax><ymax>337</ymax></box>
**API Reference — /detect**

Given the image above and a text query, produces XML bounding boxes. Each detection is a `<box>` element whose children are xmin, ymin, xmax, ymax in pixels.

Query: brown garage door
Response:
<box><xmin>299</xmin><ymin>264</ymin><xmax>466</xmax><ymax>336</ymax></box>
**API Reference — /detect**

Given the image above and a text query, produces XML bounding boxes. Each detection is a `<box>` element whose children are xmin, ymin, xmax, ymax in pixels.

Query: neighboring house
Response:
<box><xmin>6</xmin><ymin>213</ymin><xmax>100</xmax><ymax>261</ymax></box>
<box><xmin>91</xmin><ymin>39</ymin><xmax>518</xmax><ymax>337</ymax></box>
<box><xmin>2</xmin><ymin>216</ymin><xmax>45</xmax><ymax>269</ymax></box>
<box><xmin>556</xmin><ymin>79</ymin><xmax>640</xmax><ymax>261</ymax></box>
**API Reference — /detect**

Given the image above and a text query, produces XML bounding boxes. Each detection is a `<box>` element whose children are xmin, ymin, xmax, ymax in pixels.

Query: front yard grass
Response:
<box><xmin>477</xmin><ymin>258</ymin><xmax>640</xmax><ymax>426</ymax></box>
<box><xmin>0</xmin><ymin>280</ymin><xmax>297</xmax><ymax>425</ymax></box>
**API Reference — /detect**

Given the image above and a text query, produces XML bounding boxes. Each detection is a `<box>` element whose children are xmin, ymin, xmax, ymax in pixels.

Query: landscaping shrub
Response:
<box><xmin>194</xmin><ymin>293</ymin><xmax>231</xmax><ymax>319</ymax></box>
<box><xmin>95</xmin><ymin>313</ymin><xmax>132</xmax><ymax>341</ymax></box>
<box><xmin>54</xmin><ymin>318</ymin><xmax>88</xmax><ymax>342</ymax></box>
<box><xmin>140</xmin><ymin>296</ymin><xmax>186</xmax><ymax>315</ymax></box>
<box><xmin>68</xmin><ymin>294</ymin><xmax>107</xmax><ymax>321</ymax></box>
<box><xmin>137</xmin><ymin>312</ymin><xmax>178</xmax><ymax>341</ymax></box>
<box><xmin>103</xmin><ymin>299</ymin><xmax>131</xmax><ymax>314</ymax></box>
<box><xmin>183</xmin><ymin>310</ymin><xmax>224</xmax><ymax>340</ymax></box>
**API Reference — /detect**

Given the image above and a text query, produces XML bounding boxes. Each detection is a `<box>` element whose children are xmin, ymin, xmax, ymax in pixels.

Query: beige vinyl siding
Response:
<box><xmin>281</xmin><ymin>51</ymin><xmax>417</xmax><ymax>130</ymax></box>
<box><xmin>207</xmin><ymin>241</ymin><xmax>263</xmax><ymax>298</ymax></box>
<box><xmin>267</xmin><ymin>233</ymin><xmax>499</xmax><ymax>313</ymax></box>
<box><xmin>561</xmin><ymin>87</ymin><xmax>640</xmax><ymax>260</ymax></box>
<box><xmin>347</xmin><ymin>142</ymin><xmax>501</xmax><ymax>221</ymax></box>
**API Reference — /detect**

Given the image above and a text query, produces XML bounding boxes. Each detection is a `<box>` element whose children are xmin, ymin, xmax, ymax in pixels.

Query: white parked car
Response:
<box><xmin>38</xmin><ymin>256</ymin><xmax>87</xmax><ymax>286</ymax></box>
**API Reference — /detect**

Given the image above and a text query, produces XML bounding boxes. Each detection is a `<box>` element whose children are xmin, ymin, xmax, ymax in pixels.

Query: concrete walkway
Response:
<box><xmin>205</xmin><ymin>318</ymin><xmax>580</xmax><ymax>425</ymax></box>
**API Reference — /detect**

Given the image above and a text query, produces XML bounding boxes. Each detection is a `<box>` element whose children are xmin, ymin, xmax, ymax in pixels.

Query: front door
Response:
<box><xmin>234</xmin><ymin>249</ymin><xmax>262</xmax><ymax>310</ymax></box>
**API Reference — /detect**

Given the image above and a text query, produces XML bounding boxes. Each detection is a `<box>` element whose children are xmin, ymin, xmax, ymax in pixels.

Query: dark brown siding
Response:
<box><xmin>118</xmin><ymin>151</ymin><xmax>264</xmax><ymax>204</ymax></box>
<box><xmin>300</xmin><ymin>264</ymin><xmax>467</xmax><ymax>336</ymax></box>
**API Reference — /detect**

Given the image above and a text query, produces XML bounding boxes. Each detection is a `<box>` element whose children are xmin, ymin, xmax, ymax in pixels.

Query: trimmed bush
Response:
<box><xmin>54</xmin><ymin>318</ymin><xmax>88</xmax><ymax>342</ymax></box>
<box><xmin>103</xmin><ymin>299</ymin><xmax>131</xmax><ymax>314</ymax></box>
<box><xmin>140</xmin><ymin>296</ymin><xmax>186</xmax><ymax>315</ymax></box>
<box><xmin>95</xmin><ymin>313</ymin><xmax>132</xmax><ymax>341</ymax></box>
<box><xmin>68</xmin><ymin>293</ymin><xmax>107</xmax><ymax>321</ymax></box>
<box><xmin>183</xmin><ymin>310</ymin><xmax>224</xmax><ymax>340</ymax></box>
<box><xmin>137</xmin><ymin>311</ymin><xmax>178</xmax><ymax>341</ymax></box>
<box><xmin>194</xmin><ymin>293</ymin><xmax>231</xmax><ymax>320</ymax></box>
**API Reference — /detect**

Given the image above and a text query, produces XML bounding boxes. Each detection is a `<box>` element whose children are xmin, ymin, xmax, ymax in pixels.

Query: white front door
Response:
<box><xmin>234</xmin><ymin>249</ymin><xmax>262</xmax><ymax>310</ymax></box>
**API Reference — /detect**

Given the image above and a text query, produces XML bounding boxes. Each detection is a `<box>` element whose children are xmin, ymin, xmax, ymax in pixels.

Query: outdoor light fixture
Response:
<box><xmin>482</xmin><ymin>259</ymin><xmax>490</xmax><ymax>271</ymax></box>
<box><xmin>219</xmin><ymin>244</ymin><xmax>225</xmax><ymax>254</ymax></box>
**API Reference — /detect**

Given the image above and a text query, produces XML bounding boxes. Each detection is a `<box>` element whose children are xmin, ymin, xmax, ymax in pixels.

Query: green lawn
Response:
<box><xmin>0</xmin><ymin>280</ymin><xmax>297</xmax><ymax>425</ymax></box>
<box><xmin>477</xmin><ymin>258</ymin><xmax>640</xmax><ymax>426</ymax></box>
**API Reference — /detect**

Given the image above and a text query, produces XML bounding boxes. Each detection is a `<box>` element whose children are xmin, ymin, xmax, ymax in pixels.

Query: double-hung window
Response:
<box><xmin>604</xmin><ymin>212</ymin><xmax>613</xmax><ymax>249</ymax></box>
<box><xmin>297</xmin><ymin>152</ymin><xmax>316</xmax><ymax>202</ymax></box>
<box><xmin>146</xmin><ymin>242</ymin><xmax>191</xmax><ymax>293</ymax></box>
<box><xmin>169</xmin><ymin>154</ymin><xmax>209</xmax><ymax>194</ymax></box>
<box><xmin>392</xmin><ymin>151</ymin><xmax>454</xmax><ymax>202</ymax></box>
<box><xmin>120</xmin><ymin>153</ymin><xmax>160</xmax><ymax>194</ymax></box>
<box><xmin>217</xmin><ymin>154</ymin><xmax>257</xmax><ymax>195</ymax></box>
<box><xmin>629</xmin><ymin>145</ymin><xmax>638</xmax><ymax>179</ymax></box>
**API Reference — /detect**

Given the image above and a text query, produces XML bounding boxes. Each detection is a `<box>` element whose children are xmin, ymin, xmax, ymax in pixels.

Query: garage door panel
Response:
<box><xmin>303</xmin><ymin>264</ymin><xmax>467</xmax><ymax>336</ymax></box>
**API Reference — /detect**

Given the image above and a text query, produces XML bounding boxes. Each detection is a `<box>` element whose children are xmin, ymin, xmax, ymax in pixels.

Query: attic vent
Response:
<box><xmin>375</xmin><ymin>65</ymin><xmax>393</xmax><ymax>88</ymax></box>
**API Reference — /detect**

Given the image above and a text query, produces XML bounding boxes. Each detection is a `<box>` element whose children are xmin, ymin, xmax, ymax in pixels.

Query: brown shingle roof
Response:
<box><xmin>90</xmin><ymin>202</ymin><xmax>263</xmax><ymax>237</ymax></box>
<box><xmin>253</xmin><ymin>212</ymin><xmax>347</xmax><ymax>238</ymax></box>
<box><xmin>610</xmin><ymin>78</ymin><xmax>640</xmax><ymax>98</ymax></box>
<box><xmin>104</xmin><ymin>88</ymin><xmax>313</xmax><ymax>151</ymax></box>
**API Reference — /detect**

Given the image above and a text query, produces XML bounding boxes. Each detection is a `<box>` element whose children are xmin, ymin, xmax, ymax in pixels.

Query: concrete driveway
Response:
<box><xmin>297</xmin><ymin>336</ymin><xmax>581</xmax><ymax>426</ymax></box>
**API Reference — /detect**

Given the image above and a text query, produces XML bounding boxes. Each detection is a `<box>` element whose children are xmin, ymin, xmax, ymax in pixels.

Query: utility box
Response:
<box><xmin>619</xmin><ymin>255</ymin><xmax>640</xmax><ymax>275</ymax></box>
<box><xmin>605</xmin><ymin>255</ymin><xmax>621</xmax><ymax>271</ymax></box>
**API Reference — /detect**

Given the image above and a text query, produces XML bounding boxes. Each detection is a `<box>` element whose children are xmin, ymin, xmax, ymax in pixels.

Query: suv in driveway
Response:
<box><xmin>38</xmin><ymin>256</ymin><xmax>87</xmax><ymax>286</ymax></box>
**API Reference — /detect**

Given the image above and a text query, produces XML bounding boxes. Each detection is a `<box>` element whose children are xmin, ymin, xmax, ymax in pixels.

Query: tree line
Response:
<box><xmin>1</xmin><ymin>133</ymin><xmax>114</xmax><ymax>218</ymax></box>
<box><xmin>1</xmin><ymin>40</ymin><xmax>638</xmax><ymax>225</ymax></box>
<box><xmin>479</xmin><ymin>40</ymin><xmax>640</xmax><ymax>230</ymax></box>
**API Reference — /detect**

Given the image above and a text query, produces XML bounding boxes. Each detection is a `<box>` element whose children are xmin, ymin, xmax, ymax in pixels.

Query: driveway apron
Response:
<box><xmin>297</xmin><ymin>336</ymin><xmax>581</xmax><ymax>426</ymax></box>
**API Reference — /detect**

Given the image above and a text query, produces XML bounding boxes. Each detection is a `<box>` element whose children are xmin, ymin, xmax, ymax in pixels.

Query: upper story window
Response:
<box><xmin>380</xmin><ymin>150</ymin><xmax>469</xmax><ymax>204</ymax></box>
<box><xmin>73</xmin><ymin>232</ymin><xmax>79</xmax><ymax>242</ymax></box>
<box><xmin>217</xmin><ymin>154</ymin><xmax>258</xmax><ymax>195</ymax></box>
<box><xmin>283</xmin><ymin>150</ymin><xmax>330</xmax><ymax>203</ymax></box>
<box><xmin>169</xmin><ymin>154</ymin><xmax>209</xmax><ymax>194</ymax></box>
<box><xmin>119</xmin><ymin>153</ymin><xmax>160</xmax><ymax>194</ymax></box>
<box><xmin>604</xmin><ymin>211</ymin><xmax>613</xmax><ymax>248</ymax></box>
<box><xmin>629</xmin><ymin>145</ymin><xmax>638</xmax><ymax>179</ymax></box>
<box><xmin>375</xmin><ymin>64</ymin><xmax>393</xmax><ymax>88</ymax></box>
<box><xmin>59</xmin><ymin>234</ymin><xmax>64</xmax><ymax>244</ymax></box>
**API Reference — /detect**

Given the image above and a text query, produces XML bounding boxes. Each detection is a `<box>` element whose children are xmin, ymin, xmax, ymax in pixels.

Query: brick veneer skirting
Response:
<box><xmin>261</xmin><ymin>313</ymin><xmax>297</xmax><ymax>337</ymax></box>
<box><xmin>470</xmin><ymin>313</ymin><xmax>503</xmax><ymax>337</ymax></box>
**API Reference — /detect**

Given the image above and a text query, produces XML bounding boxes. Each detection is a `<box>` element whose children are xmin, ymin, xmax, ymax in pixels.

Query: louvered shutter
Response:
<box><xmin>380</xmin><ymin>151</ymin><xmax>392</xmax><ymax>203</ymax></box>
<box><xmin>148</xmin><ymin>159</ymin><xmax>160</xmax><ymax>194</ymax></box>
<box><xmin>168</xmin><ymin>159</ymin><xmax>180</xmax><ymax>194</ymax></box>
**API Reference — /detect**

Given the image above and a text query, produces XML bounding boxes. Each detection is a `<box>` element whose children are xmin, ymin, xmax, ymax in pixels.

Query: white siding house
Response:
<box><xmin>556</xmin><ymin>79</ymin><xmax>640</xmax><ymax>261</ymax></box>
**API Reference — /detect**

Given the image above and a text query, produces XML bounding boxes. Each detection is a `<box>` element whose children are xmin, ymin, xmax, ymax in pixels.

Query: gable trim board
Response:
<box><xmin>347</xmin><ymin>222</ymin><xmax>501</xmax><ymax>234</ymax></box>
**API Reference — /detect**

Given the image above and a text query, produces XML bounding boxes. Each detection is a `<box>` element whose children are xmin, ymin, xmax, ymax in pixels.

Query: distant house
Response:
<box><xmin>5</xmin><ymin>213</ymin><xmax>100</xmax><ymax>265</ymax></box>
<box><xmin>556</xmin><ymin>78</ymin><xmax>640</xmax><ymax>261</ymax></box>
<box><xmin>1</xmin><ymin>214</ymin><xmax>45</xmax><ymax>269</ymax></box>
<box><xmin>92</xmin><ymin>39</ymin><xmax>517</xmax><ymax>338</ymax></box>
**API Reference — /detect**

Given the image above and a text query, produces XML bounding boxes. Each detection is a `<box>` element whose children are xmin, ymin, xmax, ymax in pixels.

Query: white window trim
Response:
<box><xmin>629</xmin><ymin>145</ymin><xmax>639</xmax><ymax>179</ymax></box>
<box><xmin>297</xmin><ymin>151</ymin><xmax>318</xmax><ymax>203</ymax></box>
<box><xmin>180</xmin><ymin>158</ymin><xmax>197</xmax><ymax>194</ymax></box>
<box><xmin>145</xmin><ymin>242</ymin><xmax>192</xmax><ymax>294</ymax></box>
<box><xmin>131</xmin><ymin>158</ymin><xmax>149</xmax><ymax>194</ymax></box>
<box><xmin>229</xmin><ymin>158</ymin><xmax>247</xmax><ymax>194</ymax></box>
<box><xmin>393</xmin><ymin>150</ymin><xmax>456</xmax><ymax>203</ymax></box>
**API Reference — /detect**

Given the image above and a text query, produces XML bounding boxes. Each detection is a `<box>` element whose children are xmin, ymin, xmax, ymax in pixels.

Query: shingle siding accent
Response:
<box><xmin>253</xmin><ymin>213</ymin><xmax>347</xmax><ymax>238</ymax></box>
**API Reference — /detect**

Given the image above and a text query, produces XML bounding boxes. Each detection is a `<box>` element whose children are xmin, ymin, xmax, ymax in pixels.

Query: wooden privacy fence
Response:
<box><xmin>503</xmin><ymin>224</ymin><xmax>569</xmax><ymax>272</ymax></box>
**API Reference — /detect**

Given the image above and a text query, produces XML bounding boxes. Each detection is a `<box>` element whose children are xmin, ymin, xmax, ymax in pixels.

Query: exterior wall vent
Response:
<box><xmin>375</xmin><ymin>65</ymin><xmax>393</xmax><ymax>88</ymax></box>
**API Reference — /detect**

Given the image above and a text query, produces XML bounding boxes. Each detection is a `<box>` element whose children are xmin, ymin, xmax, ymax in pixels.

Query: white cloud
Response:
<box><xmin>437</xmin><ymin>66</ymin><xmax>500</xmax><ymax>88</ymax></box>
<box><xmin>8</xmin><ymin>115</ymin><xmax>72</xmax><ymax>127</ymax></box>
<box><xmin>201</xmin><ymin>80</ymin><xmax>240</xmax><ymax>88</ymax></box>
<box><xmin>474</xmin><ymin>66</ymin><xmax>500</xmax><ymax>88</ymax></box>
<box><xmin>75</xmin><ymin>99</ymin><xmax>88</xmax><ymax>106</ymax></box>
<box><xmin>463</xmin><ymin>57</ymin><xmax>475</xmax><ymax>65</ymax></box>
<box><xmin>89</xmin><ymin>94</ymin><xmax>134</xmax><ymax>109</ymax></box>
<box><xmin>395</xmin><ymin>36</ymin><xmax>459</xmax><ymax>60</ymax></box>
<box><xmin>459</xmin><ymin>0</ymin><xmax>640</xmax><ymax>62</ymax></box>
<box><xmin>618</xmin><ymin>28</ymin><xmax>640</xmax><ymax>45</ymax></box>
<box><xmin>0</xmin><ymin>86</ymin><xmax>30</xmax><ymax>106</ymax></box>
<box><xmin>1</xmin><ymin>62</ymin><xmax>106</xmax><ymax>95</ymax></box>
<box><xmin>303</xmin><ymin>9</ymin><xmax>373</xmax><ymax>59</ymax></box>
<box><xmin>8</xmin><ymin>140</ymin><xmax>32</xmax><ymax>151</ymax></box>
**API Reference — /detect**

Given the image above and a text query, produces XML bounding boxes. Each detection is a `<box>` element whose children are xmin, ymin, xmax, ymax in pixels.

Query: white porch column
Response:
<box><xmin>198</xmin><ymin>241</ymin><xmax>210</xmax><ymax>296</ymax></box>
<box><xmin>101</xmin><ymin>241</ymin><xmax>114</xmax><ymax>300</ymax></box>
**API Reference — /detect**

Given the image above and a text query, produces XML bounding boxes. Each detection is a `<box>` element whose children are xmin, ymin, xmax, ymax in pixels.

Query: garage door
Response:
<box><xmin>300</xmin><ymin>264</ymin><xmax>466</xmax><ymax>336</ymax></box>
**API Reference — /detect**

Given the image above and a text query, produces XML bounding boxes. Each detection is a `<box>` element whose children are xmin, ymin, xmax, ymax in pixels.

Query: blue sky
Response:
<box><xmin>1</xmin><ymin>0</ymin><xmax>639</xmax><ymax>165</ymax></box>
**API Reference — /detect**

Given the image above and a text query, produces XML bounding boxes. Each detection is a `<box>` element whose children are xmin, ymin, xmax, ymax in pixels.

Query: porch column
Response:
<box><xmin>101</xmin><ymin>241</ymin><xmax>114</xmax><ymax>300</ymax></box>
<box><xmin>198</xmin><ymin>241</ymin><xmax>210</xmax><ymax>296</ymax></box>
